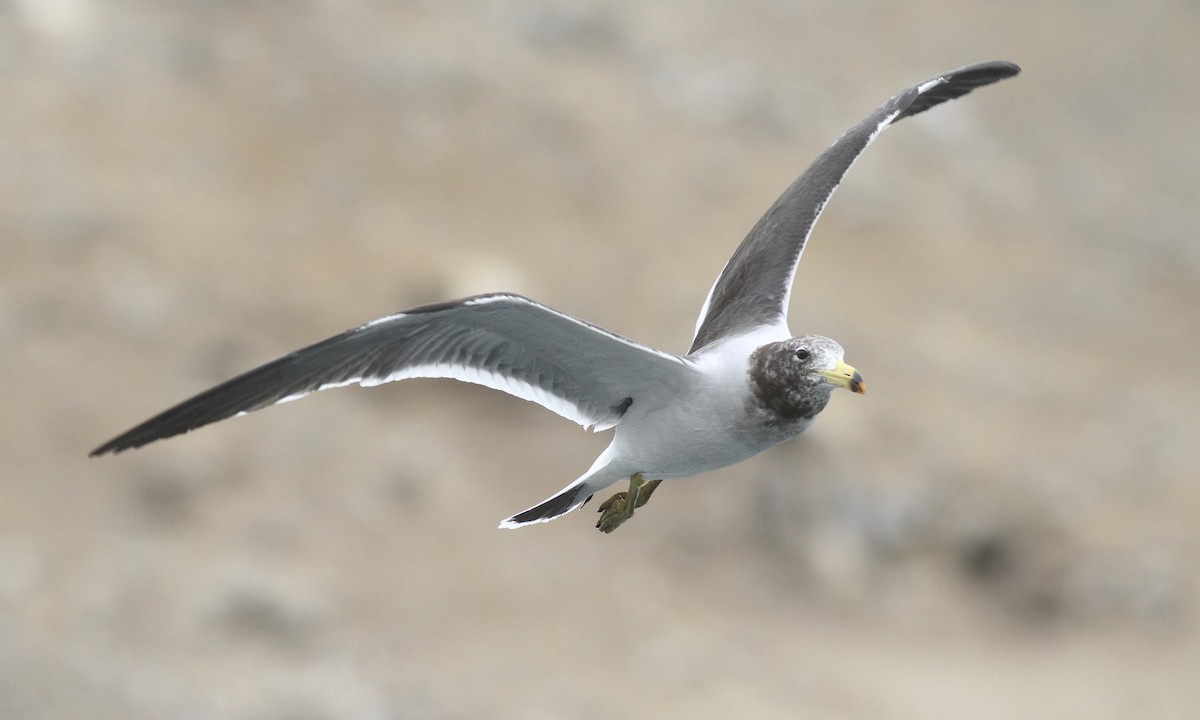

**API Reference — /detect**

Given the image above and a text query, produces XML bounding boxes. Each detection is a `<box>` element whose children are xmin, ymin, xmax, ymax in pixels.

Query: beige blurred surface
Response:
<box><xmin>5</xmin><ymin>1</ymin><xmax>1200</xmax><ymax>718</ymax></box>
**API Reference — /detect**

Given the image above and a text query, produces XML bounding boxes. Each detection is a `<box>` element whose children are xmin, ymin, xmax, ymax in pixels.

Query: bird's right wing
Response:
<box><xmin>91</xmin><ymin>293</ymin><xmax>695</xmax><ymax>455</ymax></box>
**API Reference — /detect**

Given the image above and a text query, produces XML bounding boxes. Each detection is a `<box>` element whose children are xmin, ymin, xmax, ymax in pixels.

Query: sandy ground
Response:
<box><xmin>4</xmin><ymin>1</ymin><xmax>1199</xmax><ymax>718</ymax></box>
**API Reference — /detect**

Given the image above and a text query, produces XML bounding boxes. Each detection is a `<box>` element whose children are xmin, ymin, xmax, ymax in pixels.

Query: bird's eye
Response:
<box><xmin>794</xmin><ymin>348</ymin><xmax>811</xmax><ymax>362</ymax></box>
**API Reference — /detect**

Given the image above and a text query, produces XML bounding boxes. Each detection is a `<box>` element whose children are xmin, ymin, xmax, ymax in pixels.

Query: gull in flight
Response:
<box><xmin>92</xmin><ymin>61</ymin><xmax>1020</xmax><ymax>533</ymax></box>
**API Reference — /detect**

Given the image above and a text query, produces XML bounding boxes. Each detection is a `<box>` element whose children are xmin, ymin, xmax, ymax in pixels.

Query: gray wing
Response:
<box><xmin>91</xmin><ymin>293</ymin><xmax>693</xmax><ymax>455</ymax></box>
<box><xmin>689</xmin><ymin>60</ymin><xmax>1020</xmax><ymax>354</ymax></box>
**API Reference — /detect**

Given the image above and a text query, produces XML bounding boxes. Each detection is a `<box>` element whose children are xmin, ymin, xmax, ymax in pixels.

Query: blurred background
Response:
<box><xmin>4</xmin><ymin>0</ymin><xmax>1199</xmax><ymax>717</ymax></box>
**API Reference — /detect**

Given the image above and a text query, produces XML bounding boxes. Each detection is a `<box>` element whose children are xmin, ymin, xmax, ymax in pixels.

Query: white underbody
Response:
<box><xmin>503</xmin><ymin>324</ymin><xmax>811</xmax><ymax>526</ymax></box>
<box><xmin>606</xmin><ymin>328</ymin><xmax>806</xmax><ymax>479</ymax></box>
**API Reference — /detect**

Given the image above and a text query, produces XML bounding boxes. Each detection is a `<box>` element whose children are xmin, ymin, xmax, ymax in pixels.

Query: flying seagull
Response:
<box><xmin>92</xmin><ymin>61</ymin><xmax>1020</xmax><ymax>533</ymax></box>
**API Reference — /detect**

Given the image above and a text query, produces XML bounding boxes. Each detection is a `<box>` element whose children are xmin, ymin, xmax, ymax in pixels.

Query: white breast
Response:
<box><xmin>604</xmin><ymin>325</ymin><xmax>796</xmax><ymax>479</ymax></box>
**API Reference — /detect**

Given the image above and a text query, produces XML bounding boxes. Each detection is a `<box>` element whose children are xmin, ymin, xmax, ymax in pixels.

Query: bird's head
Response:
<box><xmin>788</xmin><ymin>335</ymin><xmax>865</xmax><ymax>395</ymax></box>
<box><xmin>749</xmin><ymin>335</ymin><xmax>865</xmax><ymax>422</ymax></box>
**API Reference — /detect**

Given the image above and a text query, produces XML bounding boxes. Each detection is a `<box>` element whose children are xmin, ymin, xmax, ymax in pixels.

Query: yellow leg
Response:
<box><xmin>596</xmin><ymin>474</ymin><xmax>660</xmax><ymax>533</ymax></box>
<box><xmin>634</xmin><ymin>479</ymin><xmax>662</xmax><ymax>508</ymax></box>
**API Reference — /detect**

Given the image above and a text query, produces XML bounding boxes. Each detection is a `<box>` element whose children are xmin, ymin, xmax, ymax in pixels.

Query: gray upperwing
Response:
<box><xmin>91</xmin><ymin>293</ymin><xmax>693</xmax><ymax>455</ymax></box>
<box><xmin>688</xmin><ymin>61</ymin><xmax>1020</xmax><ymax>354</ymax></box>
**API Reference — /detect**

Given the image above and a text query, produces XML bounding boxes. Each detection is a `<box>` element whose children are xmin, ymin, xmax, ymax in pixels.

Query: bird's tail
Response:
<box><xmin>498</xmin><ymin>483</ymin><xmax>593</xmax><ymax>528</ymax></box>
<box><xmin>498</xmin><ymin>451</ymin><xmax>621</xmax><ymax>529</ymax></box>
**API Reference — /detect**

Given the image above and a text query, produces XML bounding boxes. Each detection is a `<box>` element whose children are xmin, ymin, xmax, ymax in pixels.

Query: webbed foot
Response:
<box><xmin>595</xmin><ymin>475</ymin><xmax>661</xmax><ymax>533</ymax></box>
<box><xmin>596</xmin><ymin>491</ymin><xmax>631</xmax><ymax>533</ymax></box>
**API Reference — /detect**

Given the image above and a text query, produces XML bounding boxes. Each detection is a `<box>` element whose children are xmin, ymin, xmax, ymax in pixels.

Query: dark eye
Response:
<box><xmin>794</xmin><ymin>348</ymin><xmax>811</xmax><ymax>362</ymax></box>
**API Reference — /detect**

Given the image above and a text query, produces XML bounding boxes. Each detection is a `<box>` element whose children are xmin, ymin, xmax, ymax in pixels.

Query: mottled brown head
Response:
<box><xmin>748</xmin><ymin>335</ymin><xmax>864</xmax><ymax>423</ymax></box>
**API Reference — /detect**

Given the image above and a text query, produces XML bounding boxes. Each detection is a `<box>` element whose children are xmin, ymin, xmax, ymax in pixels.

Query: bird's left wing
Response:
<box><xmin>689</xmin><ymin>61</ymin><xmax>1020</xmax><ymax>353</ymax></box>
<box><xmin>91</xmin><ymin>293</ymin><xmax>694</xmax><ymax>455</ymax></box>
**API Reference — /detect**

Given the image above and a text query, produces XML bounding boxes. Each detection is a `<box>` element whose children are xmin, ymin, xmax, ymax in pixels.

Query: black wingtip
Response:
<box><xmin>942</xmin><ymin>60</ymin><xmax>1022</xmax><ymax>92</ymax></box>
<box><xmin>89</xmin><ymin>439</ymin><xmax>131</xmax><ymax>457</ymax></box>
<box><xmin>89</xmin><ymin>431</ymin><xmax>153</xmax><ymax>457</ymax></box>
<box><xmin>88</xmin><ymin>400</ymin><xmax>218</xmax><ymax>457</ymax></box>
<box><xmin>89</xmin><ymin>437</ymin><xmax>120</xmax><ymax>457</ymax></box>
<box><xmin>895</xmin><ymin>60</ymin><xmax>1021</xmax><ymax>121</ymax></box>
<box><xmin>955</xmin><ymin>60</ymin><xmax>1021</xmax><ymax>79</ymax></box>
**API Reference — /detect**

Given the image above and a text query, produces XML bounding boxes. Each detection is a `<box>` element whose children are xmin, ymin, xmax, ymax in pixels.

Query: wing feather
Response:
<box><xmin>91</xmin><ymin>293</ymin><xmax>693</xmax><ymax>455</ymax></box>
<box><xmin>689</xmin><ymin>61</ymin><xmax>1020</xmax><ymax>353</ymax></box>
